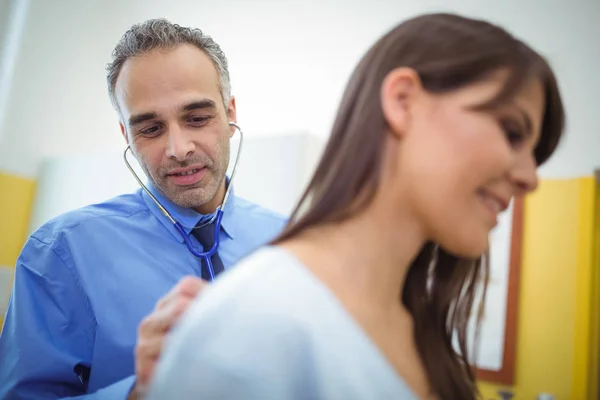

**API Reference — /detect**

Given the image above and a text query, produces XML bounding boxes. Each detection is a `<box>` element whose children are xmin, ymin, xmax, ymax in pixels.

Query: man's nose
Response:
<box><xmin>165</xmin><ymin>127</ymin><xmax>195</xmax><ymax>161</ymax></box>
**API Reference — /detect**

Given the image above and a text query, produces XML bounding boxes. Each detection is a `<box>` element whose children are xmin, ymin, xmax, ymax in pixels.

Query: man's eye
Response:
<box><xmin>188</xmin><ymin>116</ymin><xmax>211</xmax><ymax>126</ymax></box>
<box><xmin>140</xmin><ymin>125</ymin><xmax>161</xmax><ymax>137</ymax></box>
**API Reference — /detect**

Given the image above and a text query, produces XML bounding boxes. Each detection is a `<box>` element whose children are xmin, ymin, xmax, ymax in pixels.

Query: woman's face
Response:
<box><xmin>383</xmin><ymin>69</ymin><xmax>544</xmax><ymax>258</ymax></box>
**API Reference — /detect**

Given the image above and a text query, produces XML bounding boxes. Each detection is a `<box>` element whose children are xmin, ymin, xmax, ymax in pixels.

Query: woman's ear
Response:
<box><xmin>380</xmin><ymin>67</ymin><xmax>422</xmax><ymax>139</ymax></box>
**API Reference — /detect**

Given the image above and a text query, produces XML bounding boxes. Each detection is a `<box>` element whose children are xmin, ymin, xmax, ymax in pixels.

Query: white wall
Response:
<box><xmin>0</xmin><ymin>0</ymin><xmax>28</xmax><ymax>146</ymax></box>
<box><xmin>0</xmin><ymin>266</ymin><xmax>13</xmax><ymax>321</ymax></box>
<box><xmin>0</xmin><ymin>0</ymin><xmax>14</xmax><ymax>53</ymax></box>
<box><xmin>0</xmin><ymin>0</ymin><xmax>598</xmax><ymax>181</ymax></box>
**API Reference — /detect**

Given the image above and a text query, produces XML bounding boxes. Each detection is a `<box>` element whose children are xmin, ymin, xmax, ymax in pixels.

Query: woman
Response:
<box><xmin>147</xmin><ymin>12</ymin><xmax>564</xmax><ymax>400</ymax></box>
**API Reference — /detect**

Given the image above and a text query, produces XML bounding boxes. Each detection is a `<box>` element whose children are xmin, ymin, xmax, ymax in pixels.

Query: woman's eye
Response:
<box><xmin>505</xmin><ymin>129</ymin><xmax>523</xmax><ymax>144</ymax></box>
<box><xmin>501</xmin><ymin>120</ymin><xmax>525</xmax><ymax>148</ymax></box>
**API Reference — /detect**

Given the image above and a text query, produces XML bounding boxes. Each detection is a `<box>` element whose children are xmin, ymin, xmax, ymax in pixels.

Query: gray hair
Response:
<box><xmin>106</xmin><ymin>18</ymin><xmax>231</xmax><ymax>111</ymax></box>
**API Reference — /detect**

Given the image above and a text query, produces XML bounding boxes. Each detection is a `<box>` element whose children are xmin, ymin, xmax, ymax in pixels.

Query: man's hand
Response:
<box><xmin>130</xmin><ymin>276</ymin><xmax>206</xmax><ymax>397</ymax></box>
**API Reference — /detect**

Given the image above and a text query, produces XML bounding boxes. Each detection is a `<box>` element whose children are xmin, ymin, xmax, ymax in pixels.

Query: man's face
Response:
<box><xmin>115</xmin><ymin>44</ymin><xmax>236</xmax><ymax>214</ymax></box>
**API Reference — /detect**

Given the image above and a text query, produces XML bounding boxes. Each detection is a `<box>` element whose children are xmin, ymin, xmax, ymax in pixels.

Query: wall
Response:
<box><xmin>0</xmin><ymin>0</ymin><xmax>598</xmax><ymax>179</ymax></box>
<box><xmin>0</xmin><ymin>171</ymin><xmax>35</xmax><ymax>325</ymax></box>
<box><xmin>592</xmin><ymin>177</ymin><xmax>600</xmax><ymax>399</ymax></box>
<box><xmin>0</xmin><ymin>0</ymin><xmax>28</xmax><ymax>145</ymax></box>
<box><xmin>0</xmin><ymin>0</ymin><xmax>14</xmax><ymax>55</ymax></box>
<box><xmin>0</xmin><ymin>0</ymin><xmax>599</xmax><ymax>398</ymax></box>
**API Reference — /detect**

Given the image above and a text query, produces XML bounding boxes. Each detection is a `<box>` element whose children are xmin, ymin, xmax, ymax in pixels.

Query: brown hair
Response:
<box><xmin>273</xmin><ymin>13</ymin><xmax>565</xmax><ymax>400</ymax></box>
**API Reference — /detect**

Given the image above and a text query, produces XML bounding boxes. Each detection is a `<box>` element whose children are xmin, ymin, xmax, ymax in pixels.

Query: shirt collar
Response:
<box><xmin>141</xmin><ymin>178</ymin><xmax>238</xmax><ymax>243</ymax></box>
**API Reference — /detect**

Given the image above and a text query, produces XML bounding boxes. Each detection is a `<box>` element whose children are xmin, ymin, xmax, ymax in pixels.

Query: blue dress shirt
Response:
<box><xmin>0</xmin><ymin>183</ymin><xmax>287</xmax><ymax>399</ymax></box>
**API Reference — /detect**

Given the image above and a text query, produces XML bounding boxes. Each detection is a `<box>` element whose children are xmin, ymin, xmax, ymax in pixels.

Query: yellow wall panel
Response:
<box><xmin>0</xmin><ymin>171</ymin><xmax>36</xmax><ymax>330</ymax></box>
<box><xmin>0</xmin><ymin>172</ymin><xmax>35</xmax><ymax>267</ymax></box>
<box><xmin>572</xmin><ymin>178</ymin><xmax>596</xmax><ymax>399</ymax></box>
<box><xmin>586</xmin><ymin>176</ymin><xmax>600</xmax><ymax>400</ymax></box>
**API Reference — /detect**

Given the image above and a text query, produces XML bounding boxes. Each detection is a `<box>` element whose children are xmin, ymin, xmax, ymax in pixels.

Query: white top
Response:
<box><xmin>147</xmin><ymin>246</ymin><xmax>417</xmax><ymax>400</ymax></box>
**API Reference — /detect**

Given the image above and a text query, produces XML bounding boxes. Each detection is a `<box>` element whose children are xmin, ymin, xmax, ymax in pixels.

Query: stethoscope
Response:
<box><xmin>123</xmin><ymin>121</ymin><xmax>244</xmax><ymax>281</ymax></box>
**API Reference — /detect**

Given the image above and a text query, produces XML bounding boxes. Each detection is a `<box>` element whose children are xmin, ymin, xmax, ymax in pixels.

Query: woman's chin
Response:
<box><xmin>439</xmin><ymin>236</ymin><xmax>488</xmax><ymax>260</ymax></box>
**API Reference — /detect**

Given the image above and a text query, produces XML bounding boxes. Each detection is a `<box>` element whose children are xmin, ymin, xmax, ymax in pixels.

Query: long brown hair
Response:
<box><xmin>273</xmin><ymin>13</ymin><xmax>565</xmax><ymax>400</ymax></box>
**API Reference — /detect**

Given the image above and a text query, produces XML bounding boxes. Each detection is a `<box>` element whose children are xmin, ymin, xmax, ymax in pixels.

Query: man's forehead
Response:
<box><xmin>115</xmin><ymin>44</ymin><xmax>222</xmax><ymax>114</ymax></box>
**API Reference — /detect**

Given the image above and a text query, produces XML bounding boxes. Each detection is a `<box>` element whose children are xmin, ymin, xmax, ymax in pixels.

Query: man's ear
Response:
<box><xmin>119</xmin><ymin>122</ymin><xmax>129</xmax><ymax>144</ymax></box>
<box><xmin>227</xmin><ymin>96</ymin><xmax>237</xmax><ymax>138</ymax></box>
<box><xmin>380</xmin><ymin>67</ymin><xmax>422</xmax><ymax>139</ymax></box>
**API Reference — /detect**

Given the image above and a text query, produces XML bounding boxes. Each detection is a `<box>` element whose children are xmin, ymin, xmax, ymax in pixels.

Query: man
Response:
<box><xmin>0</xmin><ymin>19</ymin><xmax>286</xmax><ymax>399</ymax></box>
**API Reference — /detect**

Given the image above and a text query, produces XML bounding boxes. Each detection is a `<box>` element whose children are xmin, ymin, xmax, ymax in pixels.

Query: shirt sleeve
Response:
<box><xmin>0</xmin><ymin>235</ymin><xmax>135</xmax><ymax>400</ymax></box>
<box><xmin>146</xmin><ymin>287</ymin><xmax>319</xmax><ymax>400</ymax></box>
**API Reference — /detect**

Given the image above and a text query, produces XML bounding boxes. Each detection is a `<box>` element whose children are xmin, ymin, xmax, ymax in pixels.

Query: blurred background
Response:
<box><xmin>0</xmin><ymin>0</ymin><xmax>599</xmax><ymax>399</ymax></box>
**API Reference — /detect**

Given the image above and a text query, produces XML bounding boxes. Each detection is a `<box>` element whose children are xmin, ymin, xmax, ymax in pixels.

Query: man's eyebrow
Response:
<box><xmin>128</xmin><ymin>112</ymin><xmax>158</xmax><ymax>127</ymax></box>
<box><xmin>127</xmin><ymin>100</ymin><xmax>217</xmax><ymax>127</ymax></box>
<box><xmin>182</xmin><ymin>100</ymin><xmax>217</xmax><ymax>112</ymax></box>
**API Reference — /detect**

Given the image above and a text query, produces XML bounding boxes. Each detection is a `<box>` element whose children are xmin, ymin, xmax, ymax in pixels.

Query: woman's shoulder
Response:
<box><xmin>186</xmin><ymin>245</ymin><xmax>324</xmax><ymax>328</ymax></box>
<box><xmin>149</xmin><ymin>246</ymin><xmax>327</xmax><ymax>398</ymax></box>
